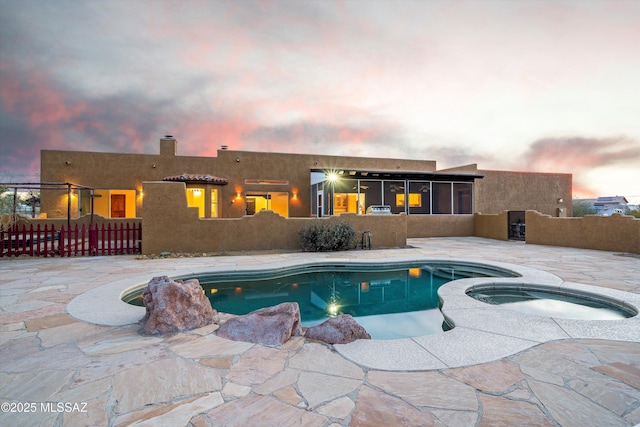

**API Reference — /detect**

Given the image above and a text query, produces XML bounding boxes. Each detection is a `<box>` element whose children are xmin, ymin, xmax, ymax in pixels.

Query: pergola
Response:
<box><xmin>1</xmin><ymin>182</ymin><xmax>95</xmax><ymax>228</ymax></box>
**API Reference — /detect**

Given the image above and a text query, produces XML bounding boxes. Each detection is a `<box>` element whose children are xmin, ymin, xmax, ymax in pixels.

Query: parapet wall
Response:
<box><xmin>141</xmin><ymin>182</ymin><xmax>407</xmax><ymax>255</ymax></box>
<box><xmin>525</xmin><ymin>210</ymin><xmax>640</xmax><ymax>254</ymax></box>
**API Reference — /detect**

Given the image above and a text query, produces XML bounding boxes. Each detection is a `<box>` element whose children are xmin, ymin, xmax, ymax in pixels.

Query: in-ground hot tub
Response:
<box><xmin>466</xmin><ymin>285</ymin><xmax>637</xmax><ymax>320</ymax></box>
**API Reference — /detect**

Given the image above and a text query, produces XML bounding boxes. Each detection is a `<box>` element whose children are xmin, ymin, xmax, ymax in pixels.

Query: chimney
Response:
<box><xmin>160</xmin><ymin>135</ymin><xmax>177</xmax><ymax>157</ymax></box>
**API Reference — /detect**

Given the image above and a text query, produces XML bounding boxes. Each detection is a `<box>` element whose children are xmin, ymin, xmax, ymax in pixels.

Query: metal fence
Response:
<box><xmin>1</xmin><ymin>222</ymin><xmax>142</xmax><ymax>257</ymax></box>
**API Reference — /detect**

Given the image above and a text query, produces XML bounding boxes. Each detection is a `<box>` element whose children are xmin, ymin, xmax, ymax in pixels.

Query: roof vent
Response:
<box><xmin>221</xmin><ymin>145</ymin><xmax>228</xmax><ymax>150</ymax></box>
<box><xmin>164</xmin><ymin>134</ymin><xmax>174</xmax><ymax>139</ymax></box>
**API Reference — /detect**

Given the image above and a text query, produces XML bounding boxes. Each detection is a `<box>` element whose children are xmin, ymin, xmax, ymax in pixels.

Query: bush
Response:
<box><xmin>299</xmin><ymin>221</ymin><xmax>356</xmax><ymax>252</ymax></box>
<box><xmin>572</xmin><ymin>200</ymin><xmax>597</xmax><ymax>217</ymax></box>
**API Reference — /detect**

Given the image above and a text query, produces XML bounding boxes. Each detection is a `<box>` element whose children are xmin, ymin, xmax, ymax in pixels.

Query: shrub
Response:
<box><xmin>572</xmin><ymin>200</ymin><xmax>597</xmax><ymax>217</ymax></box>
<box><xmin>299</xmin><ymin>221</ymin><xmax>356</xmax><ymax>252</ymax></box>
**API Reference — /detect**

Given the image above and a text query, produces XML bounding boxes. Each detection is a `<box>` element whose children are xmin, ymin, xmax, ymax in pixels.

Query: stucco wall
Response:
<box><xmin>141</xmin><ymin>181</ymin><xmax>407</xmax><ymax>254</ymax></box>
<box><xmin>525</xmin><ymin>210</ymin><xmax>640</xmax><ymax>254</ymax></box>
<box><xmin>407</xmin><ymin>215</ymin><xmax>474</xmax><ymax>238</ymax></box>
<box><xmin>475</xmin><ymin>170</ymin><xmax>572</xmax><ymax>217</ymax></box>
<box><xmin>474</xmin><ymin>211</ymin><xmax>509</xmax><ymax>240</ymax></box>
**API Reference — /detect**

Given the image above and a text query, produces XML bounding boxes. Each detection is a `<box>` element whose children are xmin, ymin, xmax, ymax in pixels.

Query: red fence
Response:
<box><xmin>1</xmin><ymin>223</ymin><xmax>142</xmax><ymax>257</ymax></box>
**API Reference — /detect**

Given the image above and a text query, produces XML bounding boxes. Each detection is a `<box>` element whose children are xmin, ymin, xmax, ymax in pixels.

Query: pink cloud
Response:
<box><xmin>0</xmin><ymin>62</ymin><xmax>86</xmax><ymax>148</ymax></box>
<box><xmin>519</xmin><ymin>136</ymin><xmax>640</xmax><ymax>198</ymax></box>
<box><xmin>521</xmin><ymin>137</ymin><xmax>640</xmax><ymax>173</ymax></box>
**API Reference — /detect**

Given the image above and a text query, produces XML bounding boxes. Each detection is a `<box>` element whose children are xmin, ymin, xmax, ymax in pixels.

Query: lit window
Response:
<box><xmin>408</xmin><ymin>193</ymin><xmax>422</xmax><ymax>207</ymax></box>
<box><xmin>187</xmin><ymin>187</ymin><xmax>205</xmax><ymax>217</ymax></box>
<box><xmin>211</xmin><ymin>189</ymin><xmax>218</xmax><ymax>218</ymax></box>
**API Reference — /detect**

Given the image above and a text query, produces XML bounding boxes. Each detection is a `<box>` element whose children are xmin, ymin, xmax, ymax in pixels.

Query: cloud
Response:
<box><xmin>520</xmin><ymin>136</ymin><xmax>640</xmax><ymax>172</ymax></box>
<box><xmin>518</xmin><ymin>136</ymin><xmax>640</xmax><ymax>197</ymax></box>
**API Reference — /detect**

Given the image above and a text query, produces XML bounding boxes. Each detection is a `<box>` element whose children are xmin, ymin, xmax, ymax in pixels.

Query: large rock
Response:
<box><xmin>305</xmin><ymin>314</ymin><xmax>371</xmax><ymax>344</ymax></box>
<box><xmin>216</xmin><ymin>302</ymin><xmax>302</xmax><ymax>346</ymax></box>
<box><xmin>139</xmin><ymin>276</ymin><xmax>218</xmax><ymax>335</ymax></box>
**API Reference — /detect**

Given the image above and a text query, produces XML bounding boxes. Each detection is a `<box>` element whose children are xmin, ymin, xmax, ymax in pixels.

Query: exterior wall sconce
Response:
<box><xmin>65</xmin><ymin>160</ymin><xmax>71</xmax><ymax>165</ymax></box>
<box><xmin>557</xmin><ymin>198</ymin><xmax>563</xmax><ymax>203</ymax></box>
<box><xmin>292</xmin><ymin>192</ymin><xmax>298</xmax><ymax>200</ymax></box>
<box><xmin>151</xmin><ymin>163</ymin><xmax>156</xmax><ymax>168</ymax></box>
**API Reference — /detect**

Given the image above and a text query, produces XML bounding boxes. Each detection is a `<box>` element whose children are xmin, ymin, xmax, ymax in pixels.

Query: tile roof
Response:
<box><xmin>163</xmin><ymin>173</ymin><xmax>229</xmax><ymax>185</ymax></box>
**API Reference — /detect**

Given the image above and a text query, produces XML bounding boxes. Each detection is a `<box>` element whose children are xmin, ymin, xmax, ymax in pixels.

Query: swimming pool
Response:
<box><xmin>123</xmin><ymin>261</ymin><xmax>518</xmax><ymax>339</ymax></box>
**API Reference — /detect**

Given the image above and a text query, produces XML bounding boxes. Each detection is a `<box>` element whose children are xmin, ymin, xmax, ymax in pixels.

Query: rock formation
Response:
<box><xmin>216</xmin><ymin>302</ymin><xmax>302</xmax><ymax>346</ymax></box>
<box><xmin>139</xmin><ymin>275</ymin><xmax>218</xmax><ymax>335</ymax></box>
<box><xmin>305</xmin><ymin>314</ymin><xmax>371</xmax><ymax>344</ymax></box>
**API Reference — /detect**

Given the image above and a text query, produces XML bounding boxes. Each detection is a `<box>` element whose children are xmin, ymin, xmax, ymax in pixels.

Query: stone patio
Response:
<box><xmin>1</xmin><ymin>237</ymin><xmax>639</xmax><ymax>426</ymax></box>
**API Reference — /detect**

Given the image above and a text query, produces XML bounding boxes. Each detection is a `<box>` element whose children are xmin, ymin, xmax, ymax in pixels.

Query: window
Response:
<box><xmin>384</xmin><ymin>181</ymin><xmax>405</xmax><ymax>214</ymax></box>
<box><xmin>408</xmin><ymin>193</ymin><xmax>422</xmax><ymax>207</ymax></box>
<box><xmin>432</xmin><ymin>182</ymin><xmax>452</xmax><ymax>214</ymax></box>
<box><xmin>211</xmin><ymin>189</ymin><xmax>218</xmax><ymax>218</ymax></box>
<box><xmin>408</xmin><ymin>181</ymin><xmax>430</xmax><ymax>214</ymax></box>
<box><xmin>246</xmin><ymin>192</ymin><xmax>289</xmax><ymax>217</ymax></box>
<box><xmin>187</xmin><ymin>188</ymin><xmax>205</xmax><ymax>217</ymax></box>
<box><xmin>453</xmin><ymin>183</ymin><xmax>472</xmax><ymax>214</ymax></box>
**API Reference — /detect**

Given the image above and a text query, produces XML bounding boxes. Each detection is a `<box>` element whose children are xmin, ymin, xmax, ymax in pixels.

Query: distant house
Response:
<box><xmin>577</xmin><ymin>196</ymin><xmax>629</xmax><ymax>216</ymax></box>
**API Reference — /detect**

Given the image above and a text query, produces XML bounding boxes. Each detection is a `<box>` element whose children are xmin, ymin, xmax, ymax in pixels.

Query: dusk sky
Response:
<box><xmin>1</xmin><ymin>0</ymin><xmax>639</xmax><ymax>203</ymax></box>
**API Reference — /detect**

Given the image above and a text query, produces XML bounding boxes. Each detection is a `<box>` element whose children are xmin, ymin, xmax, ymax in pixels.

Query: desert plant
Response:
<box><xmin>299</xmin><ymin>221</ymin><xmax>356</xmax><ymax>252</ymax></box>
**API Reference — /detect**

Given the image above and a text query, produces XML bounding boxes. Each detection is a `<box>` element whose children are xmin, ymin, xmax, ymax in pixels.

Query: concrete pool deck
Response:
<box><xmin>1</xmin><ymin>237</ymin><xmax>640</xmax><ymax>426</ymax></box>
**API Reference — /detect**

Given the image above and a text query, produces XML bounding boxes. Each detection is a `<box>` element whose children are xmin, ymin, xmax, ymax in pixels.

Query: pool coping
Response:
<box><xmin>67</xmin><ymin>256</ymin><xmax>640</xmax><ymax>371</ymax></box>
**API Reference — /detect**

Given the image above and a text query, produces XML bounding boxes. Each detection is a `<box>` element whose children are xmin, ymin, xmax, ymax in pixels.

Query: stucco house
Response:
<box><xmin>39</xmin><ymin>136</ymin><xmax>572</xmax><ymax>224</ymax></box>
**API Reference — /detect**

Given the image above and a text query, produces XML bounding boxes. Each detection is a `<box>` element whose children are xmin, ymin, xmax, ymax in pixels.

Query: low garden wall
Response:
<box><xmin>141</xmin><ymin>182</ymin><xmax>407</xmax><ymax>255</ymax></box>
<box><xmin>407</xmin><ymin>214</ymin><xmax>474</xmax><ymax>238</ymax></box>
<box><xmin>525</xmin><ymin>210</ymin><xmax>640</xmax><ymax>254</ymax></box>
<box><xmin>474</xmin><ymin>211</ymin><xmax>508</xmax><ymax>241</ymax></box>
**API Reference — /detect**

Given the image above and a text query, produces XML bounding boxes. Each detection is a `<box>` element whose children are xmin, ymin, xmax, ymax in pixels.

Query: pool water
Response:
<box><xmin>467</xmin><ymin>288</ymin><xmax>635</xmax><ymax>320</ymax></box>
<box><xmin>125</xmin><ymin>262</ymin><xmax>517</xmax><ymax>339</ymax></box>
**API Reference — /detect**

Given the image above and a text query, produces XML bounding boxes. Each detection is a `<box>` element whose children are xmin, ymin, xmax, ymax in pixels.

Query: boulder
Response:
<box><xmin>305</xmin><ymin>314</ymin><xmax>371</xmax><ymax>344</ymax></box>
<box><xmin>216</xmin><ymin>302</ymin><xmax>302</xmax><ymax>346</ymax></box>
<box><xmin>139</xmin><ymin>276</ymin><xmax>218</xmax><ymax>335</ymax></box>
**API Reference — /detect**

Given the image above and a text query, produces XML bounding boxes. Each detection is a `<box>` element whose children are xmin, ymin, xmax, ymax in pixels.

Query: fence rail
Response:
<box><xmin>1</xmin><ymin>223</ymin><xmax>142</xmax><ymax>257</ymax></box>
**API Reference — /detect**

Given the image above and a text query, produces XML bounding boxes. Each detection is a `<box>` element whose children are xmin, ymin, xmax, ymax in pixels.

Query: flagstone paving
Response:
<box><xmin>1</xmin><ymin>237</ymin><xmax>639</xmax><ymax>426</ymax></box>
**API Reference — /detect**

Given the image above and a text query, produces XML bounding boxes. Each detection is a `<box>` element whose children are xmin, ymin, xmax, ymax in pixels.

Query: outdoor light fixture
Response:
<box><xmin>151</xmin><ymin>163</ymin><xmax>156</xmax><ymax>168</ymax></box>
<box><xmin>327</xmin><ymin>172</ymin><xmax>338</xmax><ymax>182</ymax></box>
<box><xmin>557</xmin><ymin>198</ymin><xmax>563</xmax><ymax>203</ymax></box>
<box><xmin>65</xmin><ymin>160</ymin><xmax>71</xmax><ymax>165</ymax></box>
